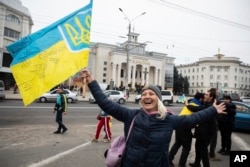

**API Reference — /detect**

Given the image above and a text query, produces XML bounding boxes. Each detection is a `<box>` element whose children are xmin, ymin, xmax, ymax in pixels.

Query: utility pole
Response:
<box><xmin>118</xmin><ymin>8</ymin><xmax>146</xmax><ymax>90</ymax></box>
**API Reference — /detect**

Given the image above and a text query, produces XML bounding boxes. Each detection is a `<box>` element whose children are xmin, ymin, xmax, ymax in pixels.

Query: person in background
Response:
<box><xmin>189</xmin><ymin>88</ymin><xmax>220</xmax><ymax>167</ymax></box>
<box><xmin>208</xmin><ymin>88</ymin><xmax>221</xmax><ymax>161</ymax></box>
<box><xmin>53</xmin><ymin>87</ymin><xmax>68</xmax><ymax>134</ymax></box>
<box><xmin>92</xmin><ymin>109</ymin><xmax>112</xmax><ymax>143</ymax></box>
<box><xmin>217</xmin><ymin>95</ymin><xmax>236</xmax><ymax>155</ymax></box>
<box><xmin>169</xmin><ymin>92</ymin><xmax>204</xmax><ymax>167</ymax></box>
<box><xmin>81</xmin><ymin>68</ymin><xmax>226</xmax><ymax>167</ymax></box>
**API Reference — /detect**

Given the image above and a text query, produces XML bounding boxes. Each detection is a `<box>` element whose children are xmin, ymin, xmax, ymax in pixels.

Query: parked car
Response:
<box><xmin>232</xmin><ymin>101</ymin><xmax>250</xmax><ymax>131</ymax></box>
<box><xmin>135</xmin><ymin>90</ymin><xmax>173</xmax><ymax>106</ymax></box>
<box><xmin>89</xmin><ymin>90</ymin><xmax>126</xmax><ymax>104</ymax></box>
<box><xmin>218</xmin><ymin>93</ymin><xmax>240</xmax><ymax>101</ymax></box>
<box><xmin>240</xmin><ymin>96</ymin><xmax>250</xmax><ymax>104</ymax></box>
<box><xmin>37</xmin><ymin>89</ymin><xmax>78</xmax><ymax>103</ymax></box>
<box><xmin>0</xmin><ymin>80</ymin><xmax>6</xmax><ymax>100</ymax></box>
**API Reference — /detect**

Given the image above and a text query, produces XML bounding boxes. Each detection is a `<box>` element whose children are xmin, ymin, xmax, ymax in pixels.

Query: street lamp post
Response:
<box><xmin>119</xmin><ymin>8</ymin><xmax>146</xmax><ymax>90</ymax></box>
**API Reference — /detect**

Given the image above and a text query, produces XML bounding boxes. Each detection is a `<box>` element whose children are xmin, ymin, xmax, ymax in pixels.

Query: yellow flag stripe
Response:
<box><xmin>11</xmin><ymin>41</ymin><xmax>89</xmax><ymax>106</ymax></box>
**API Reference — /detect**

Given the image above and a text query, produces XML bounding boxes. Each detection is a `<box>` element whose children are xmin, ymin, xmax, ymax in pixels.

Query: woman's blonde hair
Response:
<box><xmin>157</xmin><ymin>98</ymin><xmax>167</xmax><ymax>120</ymax></box>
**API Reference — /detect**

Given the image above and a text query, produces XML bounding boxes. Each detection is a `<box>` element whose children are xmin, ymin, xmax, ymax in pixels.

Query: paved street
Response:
<box><xmin>0</xmin><ymin>92</ymin><xmax>249</xmax><ymax>167</ymax></box>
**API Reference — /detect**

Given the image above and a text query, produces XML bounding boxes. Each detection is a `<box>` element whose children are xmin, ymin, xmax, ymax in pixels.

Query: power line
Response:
<box><xmin>149</xmin><ymin>0</ymin><xmax>250</xmax><ymax>31</ymax></box>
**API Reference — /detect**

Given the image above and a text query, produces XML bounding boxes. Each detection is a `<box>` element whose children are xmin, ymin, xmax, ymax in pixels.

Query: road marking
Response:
<box><xmin>232</xmin><ymin>133</ymin><xmax>250</xmax><ymax>150</ymax></box>
<box><xmin>27</xmin><ymin>141</ymin><xmax>91</xmax><ymax>167</ymax></box>
<box><xmin>0</xmin><ymin>143</ymin><xmax>24</xmax><ymax>150</ymax></box>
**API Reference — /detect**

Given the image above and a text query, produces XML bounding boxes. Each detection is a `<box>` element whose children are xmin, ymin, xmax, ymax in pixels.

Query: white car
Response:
<box><xmin>135</xmin><ymin>90</ymin><xmax>173</xmax><ymax>106</ymax></box>
<box><xmin>89</xmin><ymin>90</ymin><xmax>126</xmax><ymax>104</ymax></box>
<box><xmin>37</xmin><ymin>89</ymin><xmax>78</xmax><ymax>103</ymax></box>
<box><xmin>240</xmin><ymin>96</ymin><xmax>250</xmax><ymax>104</ymax></box>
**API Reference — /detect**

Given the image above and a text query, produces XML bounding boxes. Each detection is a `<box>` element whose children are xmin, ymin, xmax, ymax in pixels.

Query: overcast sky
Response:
<box><xmin>20</xmin><ymin>0</ymin><xmax>250</xmax><ymax>65</ymax></box>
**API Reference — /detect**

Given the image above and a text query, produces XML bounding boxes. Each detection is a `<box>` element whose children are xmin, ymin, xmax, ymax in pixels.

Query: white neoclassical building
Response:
<box><xmin>0</xmin><ymin>0</ymin><xmax>33</xmax><ymax>88</ymax></box>
<box><xmin>87</xmin><ymin>32</ymin><xmax>175</xmax><ymax>91</ymax></box>
<box><xmin>176</xmin><ymin>51</ymin><xmax>250</xmax><ymax>97</ymax></box>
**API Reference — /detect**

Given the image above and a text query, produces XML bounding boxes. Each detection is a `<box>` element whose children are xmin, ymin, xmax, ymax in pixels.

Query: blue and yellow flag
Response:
<box><xmin>7</xmin><ymin>0</ymin><xmax>93</xmax><ymax>106</ymax></box>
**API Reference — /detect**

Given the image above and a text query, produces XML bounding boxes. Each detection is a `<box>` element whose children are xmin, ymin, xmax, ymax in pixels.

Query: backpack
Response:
<box><xmin>104</xmin><ymin>116</ymin><xmax>136</xmax><ymax>167</ymax></box>
<box><xmin>104</xmin><ymin>136</ymin><xmax>126</xmax><ymax>167</ymax></box>
<box><xmin>61</xmin><ymin>94</ymin><xmax>67</xmax><ymax>112</ymax></box>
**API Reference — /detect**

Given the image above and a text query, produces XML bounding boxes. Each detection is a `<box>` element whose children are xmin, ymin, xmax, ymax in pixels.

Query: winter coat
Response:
<box><xmin>54</xmin><ymin>93</ymin><xmax>67</xmax><ymax>112</ymax></box>
<box><xmin>88</xmin><ymin>80</ymin><xmax>218</xmax><ymax>167</ymax></box>
<box><xmin>217</xmin><ymin>102</ymin><xmax>236</xmax><ymax>129</ymax></box>
<box><xmin>188</xmin><ymin>102</ymin><xmax>217</xmax><ymax>140</ymax></box>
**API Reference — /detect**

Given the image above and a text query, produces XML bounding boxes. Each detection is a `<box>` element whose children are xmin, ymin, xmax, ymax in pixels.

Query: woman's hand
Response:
<box><xmin>81</xmin><ymin>68</ymin><xmax>94</xmax><ymax>83</ymax></box>
<box><xmin>213</xmin><ymin>100</ymin><xmax>227</xmax><ymax>114</ymax></box>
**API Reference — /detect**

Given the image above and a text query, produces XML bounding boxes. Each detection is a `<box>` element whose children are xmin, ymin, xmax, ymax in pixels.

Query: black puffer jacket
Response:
<box><xmin>88</xmin><ymin>81</ymin><xmax>218</xmax><ymax>167</ymax></box>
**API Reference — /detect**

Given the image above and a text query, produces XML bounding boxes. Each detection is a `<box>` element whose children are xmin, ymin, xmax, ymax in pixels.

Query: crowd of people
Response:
<box><xmin>81</xmin><ymin>68</ymin><xmax>231</xmax><ymax>167</ymax></box>
<box><xmin>170</xmin><ymin>88</ymin><xmax>236</xmax><ymax>167</ymax></box>
<box><xmin>51</xmin><ymin>68</ymin><xmax>236</xmax><ymax>167</ymax></box>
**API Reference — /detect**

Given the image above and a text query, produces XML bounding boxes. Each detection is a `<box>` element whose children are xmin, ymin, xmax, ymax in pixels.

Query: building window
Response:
<box><xmin>103</xmin><ymin>79</ymin><xmax>106</xmax><ymax>83</ymax></box>
<box><xmin>103</xmin><ymin>67</ymin><xmax>107</xmax><ymax>71</ymax></box>
<box><xmin>6</xmin><ymin>14</ymin><xmax>20</xmax><ymax>24</ymax></box>
<box><xmin>235</xmin><ymin>76</ymin><xmax>237</xmax><ymax>81</ymax></box>
<box><xmin>224</xmin><ymin>75</ymin><xmax>228</xmax><ymax>80</ymax></box>
<box><xmin>210</xmin><ymin>75</ymin><xmax>213</xmax><ymax>79</ymax></box>
<box><xmin>104</xmin><ymin>61</ymin><xmax>107</xmax><ymax>65</ymax></box>
<box><xmin>224</xmin><ymin>83</ymin><xmax>228</xmax><ymax>88</ymax></box>
<box><xmin>121</xmin><ymin>69</ymin><xmax>124</xmax><ymax>77</ymax></box>
<box><xmin>4</xmin><ymin>27</ymin><xmax>20</xmax><ymax>39</ymax></box>
<box><xmin>224</xmin><ymin>67</ymin><xmax>229</xmax><ymax>72</ymax></box>
<box><xmin>217</xmin><ymin>75</ymin><xmax>220</xmax><ymax>80</ymax></box>
<box><xmin>2</xmin><ymin>52</ymin><xmax>13</xmax><ymax>67</ymax></box>
<box><xmin>103</xmin><ymin>73</ymin><xmax>106</xmax><ymax>77</ymax></box>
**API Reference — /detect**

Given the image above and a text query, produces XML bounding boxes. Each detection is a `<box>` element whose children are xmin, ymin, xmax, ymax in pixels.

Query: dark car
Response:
<box><xmin>232</xmin><ymin>101</ymin><xmax>250</xmax><ymax>131</ymax></box>
<box><xmin>218</xmin><ymin>93</ymin><xmax>240</xmax><ymax>101</ymax></box>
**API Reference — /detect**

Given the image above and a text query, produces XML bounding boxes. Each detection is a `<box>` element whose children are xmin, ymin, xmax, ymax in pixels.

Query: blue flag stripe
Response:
<box><xmin>7</xmin><ymin>1</ymin><xmax>92</xmax><ymax>66</ymax></box>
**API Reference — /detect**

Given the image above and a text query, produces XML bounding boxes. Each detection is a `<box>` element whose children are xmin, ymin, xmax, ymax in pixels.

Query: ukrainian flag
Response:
<box><xmin>7</xmin><ymin>0</ymin><xmax>93</xmax><ymax>106</ymax></box>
